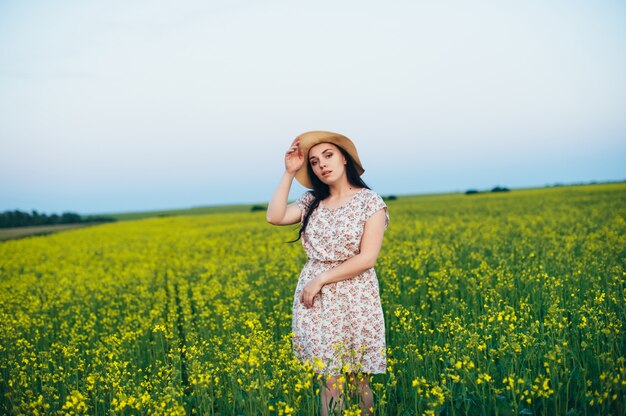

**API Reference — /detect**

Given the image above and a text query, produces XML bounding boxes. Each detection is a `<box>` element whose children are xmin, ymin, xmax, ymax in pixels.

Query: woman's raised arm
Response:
<box><xmin>266</xmin><ymin>137</ymin><xmax>305</xmax><ymax>226</ymax></box>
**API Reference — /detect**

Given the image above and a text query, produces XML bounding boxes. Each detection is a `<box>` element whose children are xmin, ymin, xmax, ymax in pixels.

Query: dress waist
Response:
<box><xmin>307</xmin><ymin>257</ymin><xmax>345</xmax><ymax>264</ymax></box>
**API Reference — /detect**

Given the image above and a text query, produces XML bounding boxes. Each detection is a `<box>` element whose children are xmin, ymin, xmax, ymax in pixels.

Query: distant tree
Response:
<box><xmin>465</xmin><ymin>189</ymin><xmax>479</xmax><ymax>195</ymax></box>
<box><xmin>383</xmin><ymin>195</ymin><xmax>397</xmax><ymax>201</ymax></box>
<box><xmin>250</xmin><ymin>205</ymin><xmax>267</xmax><ymax>212</ymax></box>
<box><xmin>491</xmin><ymin>186</ymin><xmax>510</xmax><ymax>193</ymax></box>
<box><xmin>31</xmin><ymin>209</ymin><xmax>44</xmax><ymax>225</ymax></box>
<box><xmin>61</xmin><ymin>212</ymin><xmax>82</xmax><ymax>223</ymax></box>
<box><xmin>0</xmin><ymin>209</ymin><xmax>116</xmax><ymax>228</ymax></box>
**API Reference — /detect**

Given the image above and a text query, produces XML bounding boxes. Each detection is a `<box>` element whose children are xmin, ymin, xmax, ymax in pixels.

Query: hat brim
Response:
<box><xmin>294</xmin><ymin>131</ymin><xmax>365</xmax><ymax>189</ymax></box>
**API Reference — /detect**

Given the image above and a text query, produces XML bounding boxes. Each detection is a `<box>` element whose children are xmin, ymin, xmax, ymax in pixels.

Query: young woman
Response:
<box><xmin>267</xmin><ymin>131</ymin><xmax>389</xmax><ymax>415</ymax></box>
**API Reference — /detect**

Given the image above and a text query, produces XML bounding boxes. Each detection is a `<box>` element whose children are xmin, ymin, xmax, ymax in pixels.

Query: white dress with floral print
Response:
<box><xmin>292</xmin><ymin>187</ymin><xmax>389</xmax><ymax>376</ymax></box>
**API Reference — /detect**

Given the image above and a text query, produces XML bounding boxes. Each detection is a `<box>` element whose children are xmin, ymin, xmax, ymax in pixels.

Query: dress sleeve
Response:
<box><xmin>295</xmin><ymin>191</ymin><xmax>315</xmax><ymax>222</ymax></box>
<box><xmin>363</xmin><ymin>191</ymin><xmax>389</xmax><ymax>230</ymax></box>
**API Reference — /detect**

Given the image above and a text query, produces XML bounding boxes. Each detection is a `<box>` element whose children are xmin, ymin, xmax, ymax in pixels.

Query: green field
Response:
<box><xmin>0</xmin><ymin>183</ymin><xmax>624</xmax><ymax>415</ymax></box>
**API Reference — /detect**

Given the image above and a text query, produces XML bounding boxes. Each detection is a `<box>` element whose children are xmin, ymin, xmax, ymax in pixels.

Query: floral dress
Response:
<box><xmin>292</xmin><ymin>187</ymin><xmax>389</xmax><ymax>376</ymax></box>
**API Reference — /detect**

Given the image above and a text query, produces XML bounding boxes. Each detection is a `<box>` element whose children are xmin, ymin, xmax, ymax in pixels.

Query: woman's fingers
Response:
<box><xmin>286</xmin><ymin>143</ymin><xmax>301</xmax><ymax>156</ymax></box>
<box><xmin>290</xmin><ymin>137</ymin><xmax>301</xmax><ymax>150</ymax></box>
<box><xmin>289</xmin><ymin>137</ymin><xmax>300</xmax><ymax>148</ymax></box>
<box><xmin>300</xmin><ymin>290</ymin><xmax>310</xmax><ymax>308</ymax></box>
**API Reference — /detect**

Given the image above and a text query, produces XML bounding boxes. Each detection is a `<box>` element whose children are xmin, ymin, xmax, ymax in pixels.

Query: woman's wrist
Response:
<box><xmin>318</xmin><ymin>271</ymin><xmax>329</xmax><ymax>285</ymax></box>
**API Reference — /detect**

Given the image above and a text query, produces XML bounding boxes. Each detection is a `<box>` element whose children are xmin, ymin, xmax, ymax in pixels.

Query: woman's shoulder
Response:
<box><xmin>296</xmin><ymin>190</ymin><xmax>316</xmax><ymax>207</ymax></box>
<box><xmin>359</xmin><ymin>188</ymin><xmax>387</xmax><ymax>210</ymax></box>
<box><xmin>360</xmin><ymin>187</ymin><xmax>383</xmax><ymax>201</ymax></box>
<box><xmin>360</xmin><ymin>188</ymin><xmax>389</xmax><ymax>228</ymax></box>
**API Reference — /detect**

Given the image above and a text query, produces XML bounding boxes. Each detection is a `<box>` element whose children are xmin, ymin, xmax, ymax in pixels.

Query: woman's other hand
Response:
<box><xmin>285</xmin><ymin>136</ymin><xmax>304</xmax><ymax>174</ymax></box>
<box><xmin>300</xmin><ymin>276</ymin><xmax>324</xmax><ymax>308</ymax></box>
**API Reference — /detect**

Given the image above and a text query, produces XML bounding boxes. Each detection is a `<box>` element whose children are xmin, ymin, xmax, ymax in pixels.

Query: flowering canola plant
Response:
<box><xmin>0</xmin><ymin>183</ymin><xmax>624</xmax><ymax>415</ymax></box>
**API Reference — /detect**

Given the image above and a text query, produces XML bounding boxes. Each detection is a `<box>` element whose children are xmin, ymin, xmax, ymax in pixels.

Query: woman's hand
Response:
<box><xmin>285</xmin><ymin>136</ymin><xmax>305</xmax><ymax>174</ymax></box>
<box><xmin>300</xmin><ymin>275</ymin><xmax>325</xmax><ymax>308</ymax></box>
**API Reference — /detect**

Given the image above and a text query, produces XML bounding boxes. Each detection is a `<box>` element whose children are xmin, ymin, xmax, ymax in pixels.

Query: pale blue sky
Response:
<box><xmin>1</xmin><ymin>0</ymin><xmax>624</xmax><ymax>215</ymax></box>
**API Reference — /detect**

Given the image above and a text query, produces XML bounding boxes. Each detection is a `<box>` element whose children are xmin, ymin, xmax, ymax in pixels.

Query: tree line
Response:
<box><xmin>0</xmin><ymin>209</ymin><xmax>116</xmax><ymax>228</ymax></box>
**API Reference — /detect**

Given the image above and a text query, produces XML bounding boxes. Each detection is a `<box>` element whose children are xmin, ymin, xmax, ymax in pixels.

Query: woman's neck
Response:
<box><xmin>327</xmin><ymin>183</ymin><xmax>360</xmax><ymax>200</ymax></box>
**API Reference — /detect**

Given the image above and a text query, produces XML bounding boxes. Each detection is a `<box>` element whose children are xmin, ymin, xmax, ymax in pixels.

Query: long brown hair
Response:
<box><xmin>288</xmin><ymin>143</ymin><xmax>370</xmax><ymax>243</ymax></box>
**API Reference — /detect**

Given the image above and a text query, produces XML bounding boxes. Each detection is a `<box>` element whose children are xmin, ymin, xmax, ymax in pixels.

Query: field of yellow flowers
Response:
<box><xmin>1</xmin><ymin>183</ymin><xmax>624</xmax><ymax>415</ymax></box>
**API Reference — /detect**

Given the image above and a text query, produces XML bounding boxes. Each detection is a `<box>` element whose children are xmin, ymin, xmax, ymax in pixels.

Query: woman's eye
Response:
<box><xmin>326</xmin><ymin>153</ymin><xmax>332</xmax><ymax>158</ymax></box>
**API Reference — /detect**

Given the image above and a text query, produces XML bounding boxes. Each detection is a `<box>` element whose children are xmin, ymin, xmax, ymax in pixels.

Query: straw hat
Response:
<box><xmin>294</xmin><ymin>130</ymin><xmax>365</xmax><ymax>189</ymax></box>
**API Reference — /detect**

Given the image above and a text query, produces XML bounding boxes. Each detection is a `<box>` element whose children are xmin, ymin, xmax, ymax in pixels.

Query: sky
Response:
<box><xmin>1</xmin><ymin>0</ymin><xmax>625</xmax><ymax>216</ymax></box>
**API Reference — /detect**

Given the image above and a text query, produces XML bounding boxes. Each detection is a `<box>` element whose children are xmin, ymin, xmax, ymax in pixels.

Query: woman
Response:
<box><xmin>266</xmin><ymin>131</ymin><xmax>389</xmax><ymax>415</ymax></box>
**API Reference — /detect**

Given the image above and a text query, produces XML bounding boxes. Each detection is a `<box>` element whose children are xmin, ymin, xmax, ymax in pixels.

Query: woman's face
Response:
<box><xmin>308</xmin><ymin>142</ymin><xmax>347</xmax><ymax>184</ymax></box>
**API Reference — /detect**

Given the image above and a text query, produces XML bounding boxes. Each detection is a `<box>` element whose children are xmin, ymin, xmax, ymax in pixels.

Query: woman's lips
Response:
<box><xmin>322</xmin><ymin>170</ymin><xmax>332</xmax><ymax>177</ymax></box>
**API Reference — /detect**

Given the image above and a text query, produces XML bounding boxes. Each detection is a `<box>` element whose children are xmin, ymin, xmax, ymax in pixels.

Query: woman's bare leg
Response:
<box><xmin>320</xmin><ymin>374</ymin><xmax>345</xmax><ymax>415</ymax></box>
<box><xmin>348</xmin><ymin>372</ymin><xmax>374</xmax><ymax>415</ymax></box>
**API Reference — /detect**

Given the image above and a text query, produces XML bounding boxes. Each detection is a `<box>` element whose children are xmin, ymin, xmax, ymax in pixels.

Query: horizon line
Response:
<box><xmin>77</xmin><ymin>177</ymin><xmax>626</xmax><ymax>217</ymax></box>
